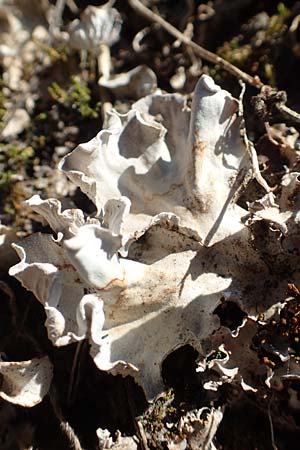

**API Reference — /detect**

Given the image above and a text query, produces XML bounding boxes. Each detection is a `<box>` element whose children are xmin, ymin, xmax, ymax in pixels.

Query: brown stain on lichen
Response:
<box><xmin>161</xmin><ymin>286</ymin><xmax>178</xmax><ymax>297</ymax></box>
<box><xmin>187</xmin><ymin>192</ymin><xmax>212</xmax><ymax>214</ymax></box>
<box><xmin>99</xmin><ymin>272</ymin><xmax>126</xmax><ymax>291</ymax></box>
<box><xmin>193</xmin><ymin>137</ymin><xmax>206</xmax><ymax>157</ymax></box>
<box><xmin>183</xmin><ymin>190</ymin><xmax>213</xmax><ymax>216</ymax></box>
<box><xmin>190</xmin><ymin>136</ymin><xmax>206</xmax><ymax>182</ymax></box>
<box><xmin>184</xmin><ymin>137</ymin><xmax>213</xmax><ymax>214</ymax></box>
<box><xmin>114</xmin><ymin>279</ymin><xmax>178</xmax><ymax>313</ymax></box>
<box><xmin>116</xmin><ymin>288</ymin><xmax>139</xmax><ymax>309</ymax></box>
<box><xmin>57</xmin><ymin>262</ymin><xmax>76</xmax><ymax>271</ymax></box>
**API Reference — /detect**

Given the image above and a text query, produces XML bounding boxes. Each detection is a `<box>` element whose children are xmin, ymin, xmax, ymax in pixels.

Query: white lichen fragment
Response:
<box><xmin>0</xmin><ymin>357</ymin><xmax>53</xmax><ymax>407</ymax></box>
<box><xmin>9</xmin><ymin>75</ymin><xmax>295</xmax><ymax>400</ymax></box>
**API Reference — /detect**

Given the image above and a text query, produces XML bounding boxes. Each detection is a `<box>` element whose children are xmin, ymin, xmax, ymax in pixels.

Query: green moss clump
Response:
<box><xmin>215</xmin><ymin>2</ymin><xmax>292</xmax><ymax>85</ymax></box>
<box><xmin>48</xmin><ymin>76</ymin><xmax>101</xmax><ymax>119</ymax></box>
<box><xmin>218</xmin><ymin>38</ymin><xmax>252</xmax><ymax>67</ymax></box>
<box><xmin>33</xmin><ymin>39</ymin><xmax>69</xmax><ymax>63</ymax></box>
<box><xmin>4</xmin><ymin>145</ymin><xmax>34</xmax><ymax>169</ymax></box>
<box><xmin>35</xmin><ymin>112</ymin><xmax>48</xmax><ymax>121</ymax></box>
<box><xmin>0</xmin><ymin>144</ymin><xmax>35</xmax><ymax>219</ymax></box>
<box><xmin>206</xmin><ymin>350</ymin><xmax>227</xmax><ymax>362</ymax></box>
<box><xmin>266</xmin><ymin>3</ymin><xmax>290</xmax><ymax>38</ymax></box>
<box><xmin>0</xmin><ymin>171</ymin><xmax>13</xmax><ymax>197</ymax></box>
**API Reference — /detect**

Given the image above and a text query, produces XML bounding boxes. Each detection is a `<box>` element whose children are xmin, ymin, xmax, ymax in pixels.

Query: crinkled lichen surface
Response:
<box><xmin>9</xmin><ymin>75</ymin><xmax>300</xmax><ymax>400</ymax></box>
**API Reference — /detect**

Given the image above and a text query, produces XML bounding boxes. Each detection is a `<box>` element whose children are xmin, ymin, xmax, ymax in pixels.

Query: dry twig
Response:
<box><xmin>129</xmin><ymin>0</ymin><xmax>300</xmax><ymax>126</ymax></box>
<box><xmin>66</xmin><ymin>0</ymin><xmax>78</xmax><ymax>14</ymax></box>
<box><xmin>278</xmin><ymin>104</ymin><xmax>300</xmax><ymax>124</ymax></box>
<box><xmin>128</xmin><ymin>0</ymin><xmax>262</xmax><ymax>88</ymax></box>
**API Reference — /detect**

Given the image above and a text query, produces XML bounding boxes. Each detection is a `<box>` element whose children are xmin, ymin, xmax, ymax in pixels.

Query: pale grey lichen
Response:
<box><xmin>9</xmin><ymin>75</ymin><xmax>300</xmax><ymax>403</ymax></box>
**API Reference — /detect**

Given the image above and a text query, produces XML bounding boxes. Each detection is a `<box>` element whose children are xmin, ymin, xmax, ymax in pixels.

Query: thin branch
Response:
<box><xmin>128</xmin><ymin>0</ymin><xmax>262</xmax><ymax>88</ymax></box>
<box><xmin>129</xmin><ymin>0</ymin><xmax>300</xmax><ymax>126</ymax></box>
<box><xmin>66</xmin><ymin>0</ymin><xmax>78</xmax><ymax>14</ymax></box>
<box><xmin>278</xmin><ymin>103</ymin><xmax>300</xmax><ymax>124</ymax></box>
